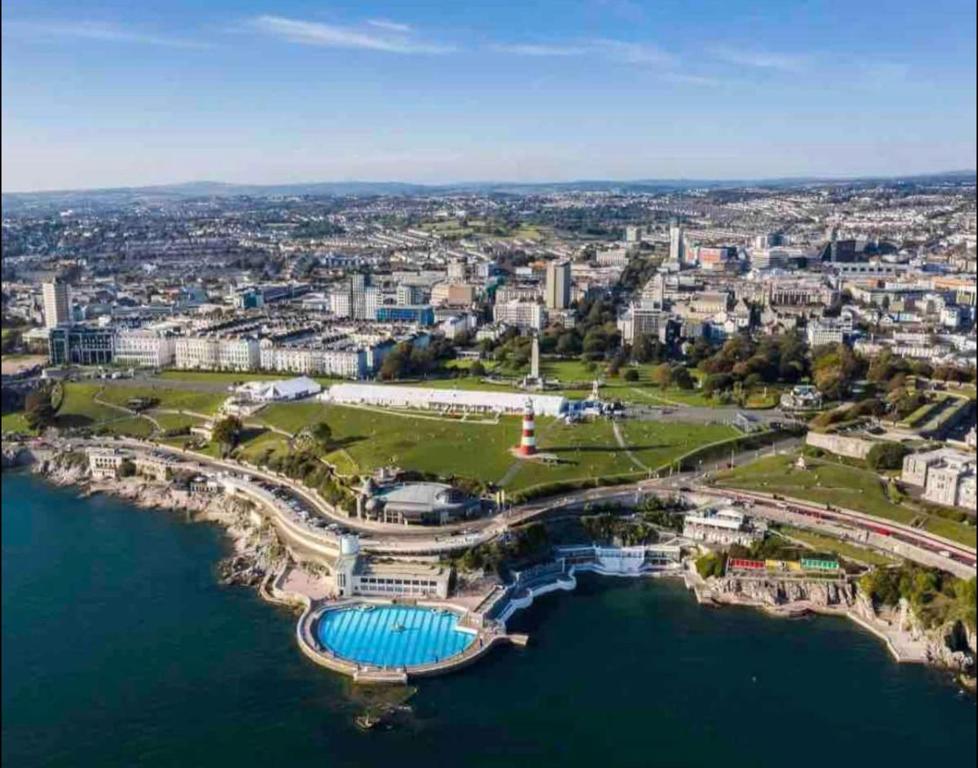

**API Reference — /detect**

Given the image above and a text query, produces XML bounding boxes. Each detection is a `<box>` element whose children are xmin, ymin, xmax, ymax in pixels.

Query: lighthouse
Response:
<box><xmin>517</xmin><ymin>398</ymin><xmax>537</xmax><ymax>456</ymax></box>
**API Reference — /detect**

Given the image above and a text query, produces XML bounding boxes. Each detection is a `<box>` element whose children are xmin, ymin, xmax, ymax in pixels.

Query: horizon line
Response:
<box><xmin>3</xmin><ymin>168</ymin><xmax>976</xmax><ymax>197</ymax></box>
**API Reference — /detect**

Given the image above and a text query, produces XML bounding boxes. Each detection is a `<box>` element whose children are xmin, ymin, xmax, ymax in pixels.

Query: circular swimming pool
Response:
<box><xmin>316</xmin><ymin>605</ymin><xmax>476</xmax><ymax>668</ymax></box>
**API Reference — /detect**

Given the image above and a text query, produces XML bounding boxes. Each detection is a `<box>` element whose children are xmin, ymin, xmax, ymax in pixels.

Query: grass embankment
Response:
<box><xmin>778</xmin><ymin>526</ymin><xmax>898</xmax><ymax>567</ymax></box>
<box><xmin>713</xmin><ymin>454</ymin><xmax>976</xmax><ymax>548</ymax></box>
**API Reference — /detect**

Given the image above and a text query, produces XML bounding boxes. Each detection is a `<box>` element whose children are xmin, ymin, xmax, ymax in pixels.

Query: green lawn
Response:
<box><xmin>54</xmin><ymin>383</ymin><xmax>126</xmax><ymax>429</ymax></box>
<box><xmin>623</xmin><ymin>420</ymin><xmax>740</xmax><ymax>469</ymax></box>
<box><xmin>778</xmin><ymin>526</ymin><xmax>898</xmax><ymax>567</ymax></box>
<box><xmin>150</xmin><ymin>412</ymin><xmax>205</xmax><ymax>433</ymax></box>
<box><xmin>98</xmin><ymin>417</ymin><xmax>155</xmax><ymax>438</ymax></box>
<box><xmin>714</xmin><ymin>454</ymin><xmax>917</xmax><ymax>524</ymax></box>
<box><xmin>234</xmin><ymin>429</ymin><xmax>291</xmax><ymax>465</ymax></box>
<box><xmin>95</xmin><ymin>384</ymin><xmax>227</xmax><ymax>415</ymax></box>
<box><xmin>3</xmin><ymin>382</ymin><xmax>222</xmax><ymax>436</ymax></box>
<box><xmin>254</xmin><ymin>400</ymin><xmax>735</xmax><ymax>493</ymax></box>
<box><xmin>713</xmin><ymin>454</ymin><xmax>976</xmax><ymax>548</ymax></box>
<box><xmin>1</xmin><ymin>412</ymin><xmax>31</xmax><ymax>434</ymax></box>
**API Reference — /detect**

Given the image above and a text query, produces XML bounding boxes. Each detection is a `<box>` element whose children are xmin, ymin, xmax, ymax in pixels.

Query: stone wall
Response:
<box><xmin>805</xmin><ymin>431</ymin><xmax>875</xmax><ymax>460</ymax></box>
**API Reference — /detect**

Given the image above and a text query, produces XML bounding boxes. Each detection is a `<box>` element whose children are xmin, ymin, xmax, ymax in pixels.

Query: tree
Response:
<box><xmin>555</xmin><ymin>332</ymin><xmax>580</xmax><ymax>356</ymax></box>
<box><xmin>24</xmin><ymin>386</ymin><xmax>59</xmax><ymax>431</ymax></box>
<box><xmin>117</xmin><ymin>458</ymin><xmax>136</xmax><ymax>478</ymax></box>
<box><xmin>309</xmin><ymin>421</ymin><xmax>333</xmax><ymax>451</ymax></box>
<box><xmin>379</xmin><ymin>351</ymin><xmax>407</xmax><ymax>380</ymax></box>
<box><xmin>632</xmin><ymin>333</ymin><xmax>663</xmax><ymax>364</ymax></box>
<box><xmin>1</xmin><ymin>327</ymin><xmax>22</xmax><ymax>354</ymax></box>
<box><xmin>812</xmin><ymin>343</ymin><xmax>864</xmax><ymax>401</ymax></box>
<box><xmin>623</xmin><ymin>368</ymin><xmax>639</xmax><ymax>382</ymax></box>
<box><xmin>469</xmin><ymin>360</ymin><xmax>486</xmax><ymax>377</ymax></box>
<box><xmin>867</xmin><ymin>442</ymin><xmax>911</xmax><ymax>471</ymax></box>
<box><xmin>212</xmin><ymin>416</ymin><xmax>243</xmax><ymax>454</ymax></box>
<box><xmin>650</xmin><ymin>363</ymin><xmax>673</xmax><ymax>388</ymax></box>
<box><xmin>671</xmin><ymin>366</ymin><xmax>694</xmax><ymax>390</ymax></box>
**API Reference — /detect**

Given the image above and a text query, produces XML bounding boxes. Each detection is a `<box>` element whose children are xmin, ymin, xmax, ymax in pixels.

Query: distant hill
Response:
<box><xmin>3</xmin><ymin>171</ymin><xmax>974</xmax><ymax>214</ymax></box>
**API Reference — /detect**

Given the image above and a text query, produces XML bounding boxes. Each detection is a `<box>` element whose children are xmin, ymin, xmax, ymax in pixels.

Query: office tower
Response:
<box><xmin>545</xmin><ymin>260</ymin><xmax>571</xmax><ymax>310</ymax></box>
<box><xmin>42</xmin><ymin>280</ymin><xmax>71</xmax><ymax>329</ymax></box>
<box><xmin>669</xmin><ymin>222</ymin><xmax>685</xmax><ymax>265</ymax></box>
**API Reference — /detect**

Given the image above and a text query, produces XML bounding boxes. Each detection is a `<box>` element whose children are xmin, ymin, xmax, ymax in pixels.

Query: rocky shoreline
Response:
<box><xmin>686</xmin><ymin>569</ymin><xmax>976</xmax><ymax>688</ymax></box>
<box><xmin>10</xmin><ymin>446</ymin><xmax>294</xmax><ymax>595</ymax></box>
<box><xmin>5</xmin><ymin>443</ymin><xmax>975</xmax><ymax>691</ymax></box>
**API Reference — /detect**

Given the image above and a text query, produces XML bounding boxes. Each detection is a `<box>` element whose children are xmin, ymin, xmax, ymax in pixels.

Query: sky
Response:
<box><xmin>2</xmin><ymin>0</ymin><xmax>976</xmax><ymax>192</ymax></box>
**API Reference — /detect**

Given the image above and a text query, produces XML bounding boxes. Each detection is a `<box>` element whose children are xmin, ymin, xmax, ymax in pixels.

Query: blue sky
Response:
<box><xmin>2</xmin><ymin>0</ymin><xmax>976</xmax><ymax>191</ymax></box>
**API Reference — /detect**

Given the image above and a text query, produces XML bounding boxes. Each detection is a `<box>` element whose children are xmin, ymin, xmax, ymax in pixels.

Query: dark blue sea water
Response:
<box><xmin>3</xmin><ymin>472</ymin><xmax>975</xmax><ymax>767</ymax></box>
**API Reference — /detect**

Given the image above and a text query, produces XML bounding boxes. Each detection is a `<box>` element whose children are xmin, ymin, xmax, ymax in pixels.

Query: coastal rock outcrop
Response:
<box><xmin>714</xmin><ymin>577</ymin><xmax>857</xmax><ymax>608</ymax></box>
<box><xmin>2</xmin><ymin>444</ymin><xmax>36</xmax><ymax>469</ymax></box>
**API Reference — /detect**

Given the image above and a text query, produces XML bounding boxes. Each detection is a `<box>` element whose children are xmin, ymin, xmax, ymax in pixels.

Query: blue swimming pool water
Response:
<box><xmin>317</xmin><ymin>606</ymin><xmax>475</xmax><ymax>668</ymax></box>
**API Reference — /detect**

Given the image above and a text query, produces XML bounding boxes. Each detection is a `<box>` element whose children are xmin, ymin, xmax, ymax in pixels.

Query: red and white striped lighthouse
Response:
<box><xmin>517</xmin><ymin>398</ymin><xmax>537</xmax><ymax>456</ymax></box>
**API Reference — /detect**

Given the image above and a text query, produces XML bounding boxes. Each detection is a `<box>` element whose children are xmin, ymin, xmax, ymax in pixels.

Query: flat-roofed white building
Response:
<box><xmin>175</xmin><ymin>336</ymin><xmax>259</xmax><ymax>371</ymax></box>
<box><xmin>333</xmin><ymin>536</ymin><xmax>451</xmax><ymax>599</ymax></box>
<box><xmin>322</xmin><ymin>382</ymin><xmax>567</xmax><ymax>416</ymax></box>
<box><xmin>493</xmin><ymin>300</ymin><xmax>546</xmax><ymax>330</ymax></box>
<box><xmin>113</xmin><ymin>328</ymin><xmax>176</xmax><ymax>368</ymax></box>
<box><xmin>683</xmin><ymin>506</ymin><xmax>763</xmax><ymax>547</ymax></box>
<box><xmin>88</xmin><ymin>448</ymin><xmax>125</xmax><ymax>480</ymax></box>
<box><xmin>258</xmin><ymin>341</ymin><xmax>366</xmax><ymax>379</ymax></box>
<box><xmin>902</xmin><ymin>448</ymin><xmax>977</xmax><ymax>509</ymax></box>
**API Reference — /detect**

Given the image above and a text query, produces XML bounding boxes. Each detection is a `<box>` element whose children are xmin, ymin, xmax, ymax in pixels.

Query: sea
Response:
<box><xmin>3</xmin><ymin>472</ymin><xmax>975</xmax><ymax>768</ymax></box>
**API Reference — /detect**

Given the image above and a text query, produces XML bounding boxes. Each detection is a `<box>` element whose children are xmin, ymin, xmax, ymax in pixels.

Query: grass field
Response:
<box><xmin>150</xmin><ymin>412</ymin><xmax>205</xmax><ymax>433</ymax></box>
<box><xmin>2</xmin><ymin>382</ymin><xmax>224</xmax><ymax>437</ymax></box>
<box><xmin>713</xmin><ymin>454</ymin><xmax>976</xmax><ymax>548</ymax></box>
<box><xmin>1</xmin><ymin>411</ymin><xmax>31</xmax><ymax>433</ymax></box>
<box><xmin>95</xmin><ymin>385</ymin><xmax>227</xmax><ymax>415</ymax></box>
<box><xmin>777</xmin><ymin>526</ymin><xmax>898</xmax><ymax>566</ymax></box>
<box><xmin>1</xmin><ymin>371</ymin><xmax>771</xmax><ymax>499</ymax></box>
<box><xmin>253</xmin><ymin>400</ymin><xmax>736</xmax><ymax>493</ymax></box>
<box><xmin>55</xmin><ymin>384</ymin><xmax>128</xmax><ymax>429</ymax></box>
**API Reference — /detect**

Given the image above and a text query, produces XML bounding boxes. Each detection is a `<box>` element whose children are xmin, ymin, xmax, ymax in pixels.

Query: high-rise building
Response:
<box><xmin>545</xmin><ymin>260</ymin><xmax>571</xmax><ymax>310</ymax></box>
<box><xmin>330</xmin><ymin>273</ymin><xmax>377</xmax><ymax>320</ymax></box>
<box><xmin>669</xmin><ymin>222</ymin><xmax>685</xmax><ymax>265</ymax></box>
<box><xmin>42</xmin><ymin>280</ymin><xmax>71</xmax><ymax>329</ymax></box>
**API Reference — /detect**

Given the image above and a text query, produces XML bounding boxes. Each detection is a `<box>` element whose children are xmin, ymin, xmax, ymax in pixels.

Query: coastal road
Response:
<box><xmin>53</xmin><ymin>435</ymin><xmax>977</xmax><ymax>573</ymax></box>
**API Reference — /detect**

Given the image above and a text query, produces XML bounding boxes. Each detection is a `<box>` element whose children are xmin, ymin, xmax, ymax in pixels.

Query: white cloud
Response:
<box><xmin>661</xmin><ymin>72</ymin><xmax>727</xmax><ymax>87</ymax></box>
<box><xmin>3</xmin><ymin>19</ymin><xmax>210</xmax><ymax>49</ymax></box>
<box><xmin>590</xmin><ymin>38</ymin><xmax>674</xmax><ymax>65</ymax></box>
<box><xmin>492</xmin><ymin>38</ymin><xmax>674</xmax><ymax>65</ymax></box>
<box><xmin>491</xmin><ymin>43</ymin><xmax>589</xmax><ymax>57</ymax></box>
<box><xmin>366</xmin><ymin>19</ymin><xmax>413</xmax><ymax>33</ymax></box>
<box><xmin>249</xmin><ymin>15</ymin><xmax>455</xmax><ymax>54</ymax></box>
<box><xmin>710</xmin><ymin>45</ymin><xmax>810</xmax><ymax>72</ymax></box>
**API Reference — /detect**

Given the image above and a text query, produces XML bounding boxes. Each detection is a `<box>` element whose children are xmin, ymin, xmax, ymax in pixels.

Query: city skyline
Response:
<box><xmin>3</xmin><ymin>0</ymin><xmax>977</xmax><ymax>192</ymax></box>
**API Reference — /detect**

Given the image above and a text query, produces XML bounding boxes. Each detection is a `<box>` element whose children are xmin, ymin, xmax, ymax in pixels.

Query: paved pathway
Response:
<box><xmin>611</xmin><ymin>418</ymin><xmax>651</xmax><ymax>473</ymax></box>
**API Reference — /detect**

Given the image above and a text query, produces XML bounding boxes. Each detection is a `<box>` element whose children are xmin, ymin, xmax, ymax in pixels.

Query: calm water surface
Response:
<box><xmin>3</xmin><ymin>473</ymin><xmax>974</xmax><ymax>767</ymax></box>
